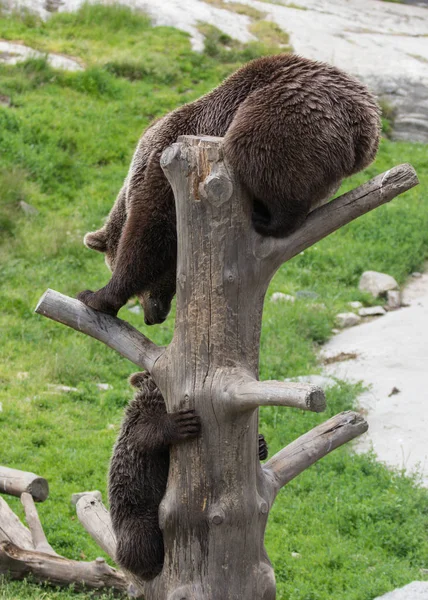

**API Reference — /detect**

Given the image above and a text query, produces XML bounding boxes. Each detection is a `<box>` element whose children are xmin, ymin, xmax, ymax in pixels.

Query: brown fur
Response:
<box><xmin>109</xmin><ymin>372</ymin><xmax>268</xmax><ymax>580</ymax></box>
<box><xmin>79</xmin><ymin>54</ymin><xmax>380</xmax><ymax>323</ymax></box>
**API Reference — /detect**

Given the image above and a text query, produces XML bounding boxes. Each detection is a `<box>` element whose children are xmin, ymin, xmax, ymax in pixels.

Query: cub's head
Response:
<box><xmin>84</xmin><ymin>228</ymin><xmax>118</xmax><ymax>272</ymax></box>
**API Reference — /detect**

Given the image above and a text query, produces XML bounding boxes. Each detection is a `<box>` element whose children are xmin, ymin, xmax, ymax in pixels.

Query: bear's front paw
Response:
<box><xmin>77</xmin><ymin>289</ymin><xmax>120</xmax><ymax>317</ymax></box>
<box><xmin>258</xmin><ymin>433</ymin><xmax>268</xmax><ymax>461</ymax></box>
<box><xmin>169</xmin><ymin>409</ymin><xmax>201</xmax><ymax>443</ymax></box>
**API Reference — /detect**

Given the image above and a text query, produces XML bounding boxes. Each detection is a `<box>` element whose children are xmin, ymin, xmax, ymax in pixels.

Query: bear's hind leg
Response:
<box><xmin>115</xmin><ymin>513</ymin><xmax>164</xmax><ymax>580</ymax></box>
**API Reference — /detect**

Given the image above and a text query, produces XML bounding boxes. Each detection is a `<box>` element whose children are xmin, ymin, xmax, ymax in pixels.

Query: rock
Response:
<box><xmin>0</xmin><ymin>94</ymin><xmax>11</xmax><ymax>106</ymax></box>
<box><xmin>284</xmin><ymin>375</ymin><xmax>336</xmax><ymax>389</ymax></box>
<box><xmin>296</xmin><ymin>290</ymin><xmax>319</xmax><ymax>299</ymax></box>
<box><xmin>387</xmin><ymin>290</ymin><xmax>402</xmax><ymax>310</ymax></box>
<box><xmin>96</xmin><ymin>383</ymin><xmax>112</xmax><ymax>391</ymax></box>
<box><xmin>348</xmin><ymin>301</ymin><xmax>363</xmax><ymax>309</ymax></box>
<box><xmin>0</xmin><ymin>41</ymin><xmax>83</xmax><ymax>71</ymax></box>
<box><xmin>331</xmin><ymin>328</ymin><xmax>340</xmax><ymax>334</ymax></box>
<box><xmin>412</xmin><ymin>272</ymin><xmax>423</xmax><ymax>278</ymax></box>
<box><xmin>336</xmin><ymin>312</ymin><xmax>362</xmax><ymax>328</ymax></box>
<box><xmin>291</xmin><ymin>552</ymin><xmax>302</xmax><ymax>559</ymax></box>
<box><xmin>388</xmin><ymin>387</ymin><xmax>400</xmax><ymax>397</ymax></box>
<box><xmin>71</xmin><ymin>490</ymin><xmax>102</xmax><ymax>506</ymax></box>
<box><xmin>47</xmin><ymin>384</ymin><xmax>78</xmax><ymax>393</ymax></box>
<box><xmin>358</xmin><ymin>306</ymin><xmax>386</xmax><ymax>317</ymax></box>
<box><xmin>373</xmin><ymin>581</ymin><xmax>428</xmax><ymax>599</ymax></box>
<box><xmin>358</xmin><ymin>271</ymin><xmax>398</xmax><ymax>298</ymax></box>
<box><xmin>270</xmin><ymin>292</ymin><xmax>295</xmax><ymax>304</ymax></box>
<box><xmin>311</xmin><ymin>303</ymin><xmax>326</xmax><ymax>311</ymax></box>
<box><xmin>45</xmin><ymin>0</ymin><xmax>64</xmax><ymax>12</ymax></box>
<box><xmin>128</xmin><ymin>304</ymin><xmax>142</xmax><ymax>314</ymax></box>
<box><xmin>19</xmin><ymin>201</ymin><xmax>38</xmax><ymax>215</ymax></box>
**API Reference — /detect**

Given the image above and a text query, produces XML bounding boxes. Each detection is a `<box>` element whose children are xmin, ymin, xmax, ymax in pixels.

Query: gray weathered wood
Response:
<box><xmin>0</xmin><ymin>541</ymin><xmax>127</xmax><ymax>592</ymax></box>
<box><xmin>0</xmin><ymin>466</ymin><xmax>49</xmax><ymax>502</ymax></box>
<box><xmin>21</xmin><ymin>493</ymin><xmax>57</xmax><ymax>555</ymax></box>
<box><xmin>35</xmin><ymin>135</ymin><xmax>418</xmax><ymax>600</ymax></box>
<box><xmin>75</xmin><ymin>494</ymin><xmax>117</xmax><ymax>560</ymax></box>
<box><xmin>35</xmin><ymin>289</ymin><xmax>164</xmax><ymax>372</ymax></box>
<box><xmin>233</xmin><ymin>379</ymin><xmax>326</xmax><ymax>412</ymax></box>
<box><xmin>71</xmin><ymin>490</ymin><xmax>102</xmax><ymax>506</ymax></box>
<box><xmin>263</xmin><ymin>411</ymin><xmax>368</xmax><ymax>494</ymax></box>
<box><xmin>0</xmin><ymin>497</ymin><xmax>33</xmax><ymax>550</ymax></box>
<box><xmin>76</xmin><ymin>495</ymin><xmax>145</xmax><ymax>598</ymax></box>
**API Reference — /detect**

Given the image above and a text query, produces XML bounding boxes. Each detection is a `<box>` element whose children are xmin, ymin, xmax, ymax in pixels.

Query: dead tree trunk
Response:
<box><xmin>35</xmin><ymin>135</ymin><xmax>418</xmax><ymax>600</ymax></box>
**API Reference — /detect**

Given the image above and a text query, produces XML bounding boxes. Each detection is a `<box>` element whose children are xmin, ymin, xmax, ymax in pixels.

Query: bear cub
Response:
<box><xmin>108</xmin><ymin>372</ymin><xmax>268</xmax><ymax>580</ymax></box>
<box><xmin>79</xmin><ymin>54</ymin><xmax>380</xmax><ymax>324</ymax></box>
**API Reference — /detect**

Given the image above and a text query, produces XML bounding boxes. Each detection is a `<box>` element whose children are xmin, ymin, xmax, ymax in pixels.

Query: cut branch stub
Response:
<box><xmin>233</xmin><ymin>379</ymin><xmax>326</xmax><ymax>413</ymax></box>
<box><xmin>75</xmin><ymin>494</ymin><xmax>117</xmax><ymax>561</ymax></box>
<box><xmin>0</xmin><ymin>466</ymin><xmax>49</xmax><ymax>502</ymax></box>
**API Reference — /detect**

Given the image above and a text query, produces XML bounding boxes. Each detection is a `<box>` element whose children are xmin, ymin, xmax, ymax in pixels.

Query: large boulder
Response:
<box><xmin>359</xmin><ymin>271</ymin><xmax>398</xmax><ymax>298</ymax></box>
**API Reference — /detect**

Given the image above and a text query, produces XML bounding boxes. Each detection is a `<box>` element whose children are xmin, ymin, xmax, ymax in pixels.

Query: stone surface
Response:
<box><xmin>96</xmin><ymin>383</ymin><xmax>112</xmax><ymax>391</ymax></box>
<box><xmin>270</xmin><ymin>292</ymin><xmax>295</xmax><ymax>304</ymax></box>
<box><xmin>296</xmin><ymin>290</ymin><xmax>319</xmax><ymax>299</ymax></box>
<box><xmin>348</xmin><ymin>301</ymin><xmax>363</xmax><ymax>309</ymax></box>
<box><xmin>128</xmin><ymin>304</ymin><xmax>142</xmax><ymax>314</ymax></box>
<box><xmin>0</xmin><ymin>40</ymin><xmax>82</xmax><ymax>71</ymax></box>
<box><xmin>323</xmin><ymin>271</ymin><xmax>428</xmax><ymax>486</ymax></box>
<box><xmin>10</xmin><ymin>0</ymin><xmax>428</xmax><ymax>141</ymax></box>
<box><xmin>374</xmin><ymin>582</ymin><xmax>428</xmax><ymax>599</ymax></box>
<box><xmin>336</xmin><ymin>312</ymin><xmax>361</xmax><ymax>328</ymax></box>
<box><xmin>359</xmin><ymin>271</ymin><xmax>399</xmax><ymax>298</ymax></box>
<box><xmin>19</xmin><ymin>201</ymin><xmax>38</xmax><ymax>215</ymax></box>
<box><xmin>387</xmin><ymin>290</ymin><xmax>402</xmax><ymax>310</ymax></box>
<box><xmin>358</xmin><ymin>306</ymin><xmax>386</xmax><ymax>317</ymax></box>
<box><xmin>47</xmin><ymin>384</ymin><xmax>78</xmax><ymax>392</ymax></box>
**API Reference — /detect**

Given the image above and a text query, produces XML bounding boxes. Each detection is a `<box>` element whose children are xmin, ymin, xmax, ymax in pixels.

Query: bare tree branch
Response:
<box><xmin>233</xmin><ymin>380</ymin><xmax>325</xmax><ymax>412</ymax></box>
<box><xmin>0</xmin><ymin>497</ymin><xmax>33</xmax><ymax>550</ymax></box>
<box><xmin>0</xmin><ymin>466</ymin><xmax>49</xmax><ymax>502</ymax></box>
<box><xmin>269</xmin><ymin>164</ymin><xmax>419</xmax><ymax>267</ymax></box>
<box><xmin>35</xmin><ymin>289</ymin><xmax>164</xmax><ymax>371</ymax></box>
<box><xmin>263</xmin><ymin>411</ymin><xmax>368</xmax><ymax>494</ymax></box>
<box><xmin>20</xmin><ymin>493</ymin><xmax>57</xmax><ymax>555</ymax></box>
<box><xmin>75</xmin><ymin>494</ymin><xmax>117</xmax><ymax>562</ymax></box>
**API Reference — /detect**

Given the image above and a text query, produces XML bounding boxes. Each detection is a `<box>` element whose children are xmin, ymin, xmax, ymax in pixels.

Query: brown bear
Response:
<box><xmin>108</xmin><ymin>371</ymin><xmax>268</xmax><ymax>580</ymax></box>
<box><xmin>79</xmin><ymin>54</ymin><xmax>380</xmax><ymax>324</ymax></box>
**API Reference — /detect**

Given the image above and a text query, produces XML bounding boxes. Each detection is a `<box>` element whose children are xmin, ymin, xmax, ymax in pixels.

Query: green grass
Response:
<box><xmin>0</xmin><ymin>3</ymin><xmax>428</xmax><ymax>599</ymax></box>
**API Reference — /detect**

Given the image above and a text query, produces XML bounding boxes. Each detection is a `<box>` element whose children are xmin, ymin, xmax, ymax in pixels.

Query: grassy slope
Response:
<box><xmin>0</xmin><ymin>4</ymin><xmax>427</xmax><ymax>599</ymax></box>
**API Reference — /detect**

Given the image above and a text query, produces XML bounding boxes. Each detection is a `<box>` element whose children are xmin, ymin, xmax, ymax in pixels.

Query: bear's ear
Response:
<box><xmin>84</xmin><ymin>230</ymin><xmax>108</xmax><ymax>253</ymax></box>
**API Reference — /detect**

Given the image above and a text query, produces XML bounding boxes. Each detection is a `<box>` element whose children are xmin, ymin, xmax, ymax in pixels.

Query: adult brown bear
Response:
<box><xmin>78</xmin><ymin>54</ymin><xmax>380</xmax><ymax>324</ymax></box>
